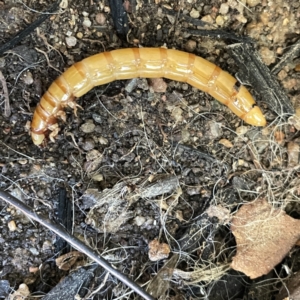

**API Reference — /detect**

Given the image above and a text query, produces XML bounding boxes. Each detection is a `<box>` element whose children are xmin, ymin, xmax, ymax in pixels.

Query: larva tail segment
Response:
<box><xmin>31</xmin><ymin>48</ymin><xmax>267</xmax><ymax>146</ymax></box>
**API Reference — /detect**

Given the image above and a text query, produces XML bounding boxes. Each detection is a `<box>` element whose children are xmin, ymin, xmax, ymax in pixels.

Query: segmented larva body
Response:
<box><xmin>31</xmin><ymin>48</ymin><xmax>266</xmax><ymax>145</ymax></box>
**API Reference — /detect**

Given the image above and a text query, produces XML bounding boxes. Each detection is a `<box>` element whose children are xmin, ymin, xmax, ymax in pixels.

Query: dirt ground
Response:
<box><xmin>0</xmin><ymin>0</ymin><xmax>300</xmax><ymax>299</ymax></box>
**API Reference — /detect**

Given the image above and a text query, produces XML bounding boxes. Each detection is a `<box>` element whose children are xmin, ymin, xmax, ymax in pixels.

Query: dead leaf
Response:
<box><xmin>147</xmin><ymin>254</ymin><xmax>178</xmax><ymax>297</ymax></box>
<box><xmin>56</xmin><ymin>251</ymin><xmax>84</xmax><ymax>271</ymax></box>
<box><xmin>231</xmin><ymin>198</ymin><xmax>300</xmax><ymax>279</ymax></box>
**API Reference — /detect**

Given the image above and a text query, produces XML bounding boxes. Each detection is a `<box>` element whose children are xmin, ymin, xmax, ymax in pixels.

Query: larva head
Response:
<box><xmin>31</xmin><ymin>132</ymin><xmax>45</xmax><ymax>146</ymax></box>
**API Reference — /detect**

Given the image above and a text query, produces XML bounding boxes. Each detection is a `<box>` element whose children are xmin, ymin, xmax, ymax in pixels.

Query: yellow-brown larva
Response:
<box><xmin>31</xmin><ymin>48</ymin><xmax>266</xmax><ymax>145</ymax></box>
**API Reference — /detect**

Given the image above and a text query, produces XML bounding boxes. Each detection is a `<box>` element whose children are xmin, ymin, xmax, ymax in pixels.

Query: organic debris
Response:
<box><xmin>84</xmin><ymin>175</ymin><xmax>179</xmax><ymax>233</ymax></box>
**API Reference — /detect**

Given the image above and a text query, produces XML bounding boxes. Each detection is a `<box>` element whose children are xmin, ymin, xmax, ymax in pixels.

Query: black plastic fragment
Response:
<box><xmin>0</xmin><ymin>1</ymin><xmax>60</xmax><ymax>57</ymax></box>
<box><xmin>228</xmin><ymin>43</ymin><xmax>294</xmax><ymax>117</ymax></box>
<box><xmin>108</xmin><ymin>0</ymin><xmax>129</xmax><ymax>37</ymax></box>
<box><xmin>55</xmin><ymin>188</ymin><xmax>72</xmax><ymax>254</ymax></box>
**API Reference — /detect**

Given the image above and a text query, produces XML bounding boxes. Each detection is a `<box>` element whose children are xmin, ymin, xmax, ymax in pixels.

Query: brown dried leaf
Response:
<box><xmin>231</xmin><ymin>198</ymin><xmax>300</xmax><ymax>279</ymax></box>
<box><xmin>147</xmin><ymin>254</ymin><xmax>178</xmax><ymax>298</ymax></box>
<box><xmin>55</xmin><ymin>251</ymin><xmax>84</xmax><ymax>271</ymax></box>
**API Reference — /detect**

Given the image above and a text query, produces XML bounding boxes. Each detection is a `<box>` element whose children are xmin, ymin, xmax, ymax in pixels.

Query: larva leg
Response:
<box><xmin>31</xmin><ymin>48</ymin><xmax>266</xmax><ymax>146</ymax></box>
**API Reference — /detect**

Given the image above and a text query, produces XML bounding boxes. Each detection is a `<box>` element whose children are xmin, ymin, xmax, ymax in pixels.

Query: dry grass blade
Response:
<box><xmin>173</xmin><ymin>263</ymin><xmax>230</xmax><ymax>284</ymax></box>
<box><xmin>0</xmin><ymin>70</ymin><xmax>11</xmax><ymax>117</ymax></box>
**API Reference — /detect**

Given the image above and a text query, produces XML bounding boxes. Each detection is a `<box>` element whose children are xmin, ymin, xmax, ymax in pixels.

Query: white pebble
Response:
<box><xmin>219</xmin><ymin>3</ymin><xmax>229</xmax><ymax>14</ymax></box>
<box><xmin>83</xmin><ymin>17</ymin><xmax>92</xmax><ymax>28</ymax></box>
<box><xmin>65</xmin><ymin>36</ymin><xmax>77</xmax><ymax>47</ymax></box>
<box><xmin>190</xmin><ymin>8</ymin><xmax>200</xmax><ymax>18</ymax></box>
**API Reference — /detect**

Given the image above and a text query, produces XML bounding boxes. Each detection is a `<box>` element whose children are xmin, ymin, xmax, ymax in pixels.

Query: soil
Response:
<box><xmin>0</xmin><ymin>0</ymin><xmax>300</xmax><ymax>299</ymax></box>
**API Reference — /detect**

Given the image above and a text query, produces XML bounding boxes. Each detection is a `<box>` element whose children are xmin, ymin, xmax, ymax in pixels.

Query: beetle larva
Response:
<box><xmin>31</xmin><ymin>48</ymin><xmax>266</xmax><ymax>145</ymax></box>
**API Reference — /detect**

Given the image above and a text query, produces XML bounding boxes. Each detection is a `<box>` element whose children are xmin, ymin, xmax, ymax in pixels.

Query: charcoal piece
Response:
<box><xmin>228</xmin><ymin>43</ymin><xmax>294</xmax><ymax>116</ymax></box>
<box><xmin>109</xmin><ymin>0</ymin><xmax>129</xmax><ymax>37</ymax></box>
<box><xmin>42</xmin><ymin>266</ymin><xmax>96</xmax><ymax>300</ymax></box>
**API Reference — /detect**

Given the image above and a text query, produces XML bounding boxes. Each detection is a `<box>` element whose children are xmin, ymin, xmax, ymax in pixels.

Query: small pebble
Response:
<box><xmin>259</xmin><ymin>47</ymin><xmax>276</xmax><ymax>65</ymax></box>
<box><xmin>80</xmin><ymin>122</ymin><xmax>95</xmax><ymax>133</ymax></box>
<box><xmin>29</xmin><ymin>248</ymin><xmax>39</xmax><ymax>256</ymax></box>
<box><xmin>134</xmin><ymin>216</ymin><xmax>146</xmax><ymax>226</ymax></box>
<box><xmin>96</xmin><ymin>13</ymin><xmax>106</xmax><ymax>25</ymax></box>
<box><xmin>92</xmin><ymin>113</ymin><xmax>102</xmax><ymax>124</ymax></box>
<box><xmin>59</xmin><ymin>0</ymin><xmax>68</xmax><ymax>8</ymax></box>
<box><xmin>277</xmin><ymin>70</ymin><xmax>288</xmax><ymax>81</ymax></box>
<box><xmin>82</xmin><ymin>139</ymin><xmax>95</xmax><ymax>151</ymax></box>
<box><xmin>246</xmin><ymin>0</ymin><xmax>260</xmax><ymax>7</ymax></box>
<box><xmin>236</xmin><ymin>126</ymin><xmax>248</xmax><ymax>135</ymax></box>
<box><xmin>149</xmin><ymin>78</ymin><xmax>167</xmax><ymax>93</ymax></box>
<box><xmin>42</xmin><ymin>240</ymin><xmax>52</xmax><ymax>252</ymax></box>
<box><xmin>23</xmin><ymin>72</ymin><xmax>33</xmax><ymax>85</ymax></box>
<box><xmin>216</xmin><ymin>15</ymin><xmax>225</xmax><ymax>26</ymax></box>
<box><xmin>76</xmin><ymin>32</ymin><xmax>83</xmax><ymax>39</ymax></box>
<box><xmin>235</xmin><ymin>14</ymin><xmax>247</xmax><ymax>24</ymax></box>
<box><xmin>219</xmin><ymin>3</ymin><xmax>229</xmax><ymax>15</ymax></box>
<box><xmin>98</xmin><ymin>136</ymin><xmax>108</xmax><ymax>145</ymax></box>
<box><xmin>185</xmin><ymin>40</ymin><xmax>197</xmax><ymax>52</ymax></box>
<box><xmin>8</xmin><ymin>220</ymin><xmax>17</xmax><ymax>231</ymax></box>
<box><xmin>166</xmin><ymin>14</ymin><xmax>175</xmax><ymax>24</ymax></box>
<box><xmin>83</xmin><ymin>17</ymin><xmax>92</xmax><ymax>28</ymax></box>
<box><xmin>190</xmin><ymin>8</ymin><xmax>200</xmax><ymax>18</ymax></box>
<box><xmin>201</xmin><ymin>14</ymin><xmax>214</xmax><ymax>24</ymax></box>
<box><xmin>65</xmin><ymin>36</ymin><xmax>77</xmax><ymax>47</ymax></box>
<box><xmin>91</xmin><ymin>174</ymin><xmax>103</xmax><ymax>181</ymax></box>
